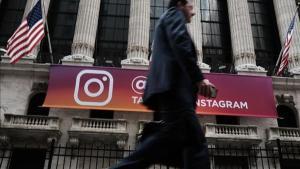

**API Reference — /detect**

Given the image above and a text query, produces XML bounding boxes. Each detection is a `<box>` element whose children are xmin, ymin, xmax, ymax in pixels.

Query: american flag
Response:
<box><xmin>276</xmin><ymin>14</ymin><xmax>296</xmax><ymax>76</ymax></box>
<box><xmin>6</xmin><ymin>0</ymin><xmax>45</xmax><ymax>64</ymax></box>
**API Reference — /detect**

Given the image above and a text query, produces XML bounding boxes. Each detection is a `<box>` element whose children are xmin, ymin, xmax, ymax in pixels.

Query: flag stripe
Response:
<box><xmin>10</xmin><ymin>28</ymin><xmax>45</xmax><ymax>62</ymax></box>
<box><xmin>8</xmin><ymin>20</ymin><xmax>44</xmax><ymax>57</ymax></box>
<box><xmin>7</xmin><ymin>20</ymin><xmax>43</xmax><ymax>52</ymax></box>
<box><xmin>7</xmin><ymin>21</ymin><xmax>28</xmax><ymax>43</ymax></box>
<box><xmin>7</xmin><ymin>25</ymin><xmax>29</xmax><ymax>50</ymax></box>
<box><xmin>7</xmin><ymin>30</ymin><xmax>29</xmax><ymax>55</ymax></box>
<box><xmin>276</xmin><ymin>14</ymin><xmax>296</xmax><ymax>76</ymax></box>
<box><xmin>6</xmin><ymin>0</ymin><xmax>45</xmax><ymax>64</ymax></box>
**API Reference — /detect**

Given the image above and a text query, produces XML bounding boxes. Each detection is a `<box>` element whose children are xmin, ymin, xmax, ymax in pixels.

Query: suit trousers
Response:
<box><xmin>110</xmin><ymin>92</ymin><xmax>210</xmax><ymax>169</ymax></box>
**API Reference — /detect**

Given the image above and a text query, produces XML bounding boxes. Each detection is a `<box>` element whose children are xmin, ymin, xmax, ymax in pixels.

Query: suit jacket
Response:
<box><xmin>143</xmin><ymin>7</ymin><xmax>204</xmax><ymax>111</ymax></box>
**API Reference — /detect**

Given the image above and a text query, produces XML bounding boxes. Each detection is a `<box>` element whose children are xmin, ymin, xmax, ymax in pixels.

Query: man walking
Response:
<box><xmin>110</xmin><ymin>0</ymin><xmax>216</xmax><ymax>168</ymax></box>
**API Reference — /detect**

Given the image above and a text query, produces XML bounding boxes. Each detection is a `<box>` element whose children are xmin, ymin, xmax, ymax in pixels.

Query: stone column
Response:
<box><xmin>121</xmin><ymin>0</ymin><xmax>150</xmax><ymax>70</ymax></box>
<box><xmin>227</xmin><ymin>0</ymin><xmax>266</xmax><ymax>75</ymax></box>
<box><xmin>189</xmin><ymin>0</ymin><xmax>210</xmax><ymax>72</ymax></box>
<box><xmin>62</xmin><ymin>0</ymin><xmax>100</xmax><ymax>66</ymax></box>
<box><xmin>273</xmin><ymin>0</ymin><xmax>300</xmax><ymax>75</ymax></box>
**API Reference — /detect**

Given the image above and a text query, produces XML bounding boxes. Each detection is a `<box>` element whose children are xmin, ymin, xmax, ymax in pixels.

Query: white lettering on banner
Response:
<box><xmin>131</xmin><ymin>96</ymin><xmax>248</xmax><ymax>109</ymax></box>
<box><xmin>197</xmin><ymin>99</ymin><xmax>248</xmax><ymax>109</ymax></box>
<box><xmin>132</xmin><ymin>96</ymin><xmax>143</xmax><ymax>104</ymax></box>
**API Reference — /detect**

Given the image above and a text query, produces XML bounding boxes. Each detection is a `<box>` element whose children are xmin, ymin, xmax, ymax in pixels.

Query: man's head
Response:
<box><xmin>168</xmin><ymin>0</ymin><xmax>195</xmax><ymax>23</ymax></box>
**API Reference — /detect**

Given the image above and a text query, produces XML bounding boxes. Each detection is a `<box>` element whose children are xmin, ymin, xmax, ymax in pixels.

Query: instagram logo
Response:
<box><xmin>131</xmin><ymin>76</ymin><xmax>147</xmax><ymax>94</ymax></box>
<box><xmin>74</xmin><ymin>70</ymin><xmax>113</xmax><ymax>106</ymax></box>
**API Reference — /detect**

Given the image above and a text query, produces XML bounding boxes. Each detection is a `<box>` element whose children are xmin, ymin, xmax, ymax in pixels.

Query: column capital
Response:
<box><xmin>236</xmin><ymin>64</ymin><xmax>267</xmax><ymax>76</ymax></box>
<box><xmin>61</xmin><ymin>54</ymin><xmax>94</xmax><ymax>66</ymax></box>
<box><xmin>290</xmin><ymin>67</ymin><xmax>300</xmax><ymax>75</ymax></box>
<box><xmin>72</xmin><ymin>42</ymin><xmax>95</xmax><ymax>54</ymax></box>
<box><xmin>198</xmin><ymin>61</ymin><xmax>211</xmax><ymax>73</ymax></box>
<box><xmin>122</xmin><ymin>45</ymin><xmax>150</xmax><ymax>69</ymax></box>
<box><xmin>126</xmin><ymin>45</ymin><xmax>149</xmax><ymax>55</ymax></box>
<box><xmin>236</xmin><ymin>64</ymin><xmax>266</xmax><ymax>72</ymax></box>
<box><xmin>121</xmin><ymin>58</ymin><xmax>149</xmax><ymax>70</ymax></box>
<box><xmin>234</xmin><ymin>52</ymin><xmax>265</xmax><ymax>72</ymax></box>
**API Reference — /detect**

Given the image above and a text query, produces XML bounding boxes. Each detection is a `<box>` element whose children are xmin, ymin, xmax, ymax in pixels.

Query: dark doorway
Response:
<box><xmin>9</xmin><ymin>148</ymin><xmax>46</xmax><ymax>169</ymax></box>
<box><xmin>214</xmin><ymin>156</ymin><xmax>249</xmax><ymax>169</ymax></box>
<box><xmin>281</xmin><ymin>159</ymin><xmax>300</xmax><ymax>169</ymax></box>
<box><xmin>277</xmin><ymin>105</ymin><xmax>297</xmax><ymax>128</ymax></box>
<box><xmin>27</xmin><ymin>93</ymin><xmax>49</xmax><ymax>116</ymax></box>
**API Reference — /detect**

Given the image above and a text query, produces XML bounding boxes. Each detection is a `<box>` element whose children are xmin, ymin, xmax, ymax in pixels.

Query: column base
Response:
<box><xmin>61</xmin><ymin>54</ymin><xmax>94</xmax><ymax>66</ymax></box>
<box><xmin>236</xmin><ymin>64</ymin><xmax>267</xmax><ymax>76</ymax></box>
<box><xmin>1</xmin><ymin>54</ymin><xmax>35</xmax><ymax>64</ymax></box>
<box><xmin>289</xmin><ymin>67</ymin><xmax>300</xmax><ymax>78</ymax></box>
<box><xmin>121</xmin><ymin>58</ymin><xmax>149</xmax><ymax>70</ymax></box>
<box><xmin>198</xmin><ymin>62</ymin><xmax>211</xmax><ymax>73</ymax></box>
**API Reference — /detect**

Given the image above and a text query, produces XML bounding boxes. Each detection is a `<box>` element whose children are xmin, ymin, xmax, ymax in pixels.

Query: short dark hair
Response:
<box><xmin>168</xmin><ymin>0</ymin><xmax>188</xmax><ymax>8</ymax></box>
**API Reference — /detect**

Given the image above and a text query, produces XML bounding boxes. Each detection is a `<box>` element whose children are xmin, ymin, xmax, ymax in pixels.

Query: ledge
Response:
<box><xmin>205</xmin><ymin>123</ymin><xmax>262</xmax><ymax>146</ymax></box>
<box><xmin>68</xmin><ymin>117</ymin><xmax>129</xmax><ymax>147</ymax></box>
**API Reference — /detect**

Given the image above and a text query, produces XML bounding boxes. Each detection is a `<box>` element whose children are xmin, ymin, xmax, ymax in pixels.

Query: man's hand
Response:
<box><xmin>198</xmin><ymin>79</ymin><xmax>217</xmax><ymax>98</ymax></box>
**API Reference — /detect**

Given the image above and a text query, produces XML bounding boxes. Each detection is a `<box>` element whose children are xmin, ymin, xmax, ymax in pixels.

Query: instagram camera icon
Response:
<box><xmin>74</xmin><ymin>70</ymin><xmax>113</xmax><ymax>106</ymax></box>
<box><xmin>131</xmin><ymin>76</ymin><xmax>147</xmax><ymax>95</ymax></box>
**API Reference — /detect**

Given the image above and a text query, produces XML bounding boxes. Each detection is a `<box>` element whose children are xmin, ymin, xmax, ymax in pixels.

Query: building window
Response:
<box><xmin>39</xmin><ymin>0</ymin><xmax>79</xmax><ymax>63</ymax></box>
<box><xmin>248</xmin><ymin>0</ymin><xmax>280</xmax><ymax>75</ymax></box>
<box><xmin>27</xmin><ymin>93</ymin><xmax>49</xmax><ymax>116</ymax></box>
<box><xmin>216</xmin><ymin>116</ymin><xmax>239</xmax><ymax>125</ymax></box>
<box><xmin>277</xmin><ymin>105</ymin><xmax>298</xmax><ymax>128</ymax></box>
<box><xmin>0</xmin><ymin>0</ymin><xmax>26</xmax><ymax>48</ymax></box>
<box><xmin>200</xmin><ymin>0</ymin><xmax>232</xmax><ymax>73</ymax></box>
<box><xmin>150</xmin><ymin>0</ymin><xmax>168</xmax><ymax>45</ymax></box>
<box><xmin>94</xmin><ymin>0</ymin><xmax>130</xmax><ymax>67</ymax></box>
<box><xmin>90</xmin><ymin>110</ymin><xmax>114</xmax><ymax>119</ymax></box>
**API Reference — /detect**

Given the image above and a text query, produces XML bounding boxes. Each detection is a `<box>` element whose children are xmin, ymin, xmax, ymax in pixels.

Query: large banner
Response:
<box><xmin>44</xmin><ymin>65</ymin><xmax>278</xmax><ymax>118</ymax></box>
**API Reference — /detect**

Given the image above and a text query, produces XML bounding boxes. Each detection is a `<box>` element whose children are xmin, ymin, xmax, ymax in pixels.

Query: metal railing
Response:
<box><xmin>1</xmin><ymin>140</ymin><xmax>300</xmax><ymax>169</ymax></box>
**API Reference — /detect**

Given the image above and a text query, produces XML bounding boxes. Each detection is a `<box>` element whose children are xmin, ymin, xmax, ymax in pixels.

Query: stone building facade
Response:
<box><xmin>1</xmin><ymin>0</ymin><xmax>300</xmax><ymax>168</ymax></box>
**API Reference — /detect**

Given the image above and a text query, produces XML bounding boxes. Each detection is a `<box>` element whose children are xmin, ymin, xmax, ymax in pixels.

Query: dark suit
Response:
<box><xmin>143</xmin><ymin>6</ymin><xmax>204</xmax><ymax>111</ymax></box>
<box><xmin>110</xmin><ymin>7</ymin><xmax>210</xmax><ymax>169</ymax></box>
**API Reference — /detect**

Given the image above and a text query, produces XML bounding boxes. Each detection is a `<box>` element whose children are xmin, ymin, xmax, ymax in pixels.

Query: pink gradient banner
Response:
<box><xmin>44</xmin><ymin>65</ymin><xmax>278</xmax><ymax>118</ymax></box>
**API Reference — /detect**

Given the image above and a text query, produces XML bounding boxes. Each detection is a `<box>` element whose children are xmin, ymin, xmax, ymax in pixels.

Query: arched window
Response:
<box><xmin>277</xmin><ymin>105</ymin><xmax>298</xmax><ymax>128</ymax></box>
<box><xmin>200</xmin><ymin>0</ymin><xmax>232</xmax><ymax>73</ymax></box>
<box><xmin>27</xmin><ymin>93</ymin><xmax>49</xmax><ymax>116</ymax></box>
<box><xmin>94</xmin><ymin>0</ymin><xmax>130</xmax><ymax>67</ymax></box>
<box><xmin>39</xmin><ymin>0</ymin><xmax>80</xmax><ymax>63</ymax></box>
<box><xmin>0</xmin><ymin>0</ymin><xmax>26</xmax><ymax>47</ymax></box>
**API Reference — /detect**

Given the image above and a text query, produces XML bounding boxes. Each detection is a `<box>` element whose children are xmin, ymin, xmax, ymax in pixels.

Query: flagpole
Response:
<box><xmin>41</xmin><ymin>0</ymin><xmax>54</xmax><ymax>64</ymax></box>
<box><xmin>272</xmin><ymin>3</ymin><xmax>300</xmax><ymax>76</ymax></box>
<box><xmin>272</xmin><ymin>44</ymin><xmax>284</xmax><ymax>76</ymax></box>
